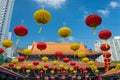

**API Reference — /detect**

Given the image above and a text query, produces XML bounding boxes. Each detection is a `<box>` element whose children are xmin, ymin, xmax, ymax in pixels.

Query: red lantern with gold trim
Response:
<box><xmin>33</xmin><ymin>61</ymin><xmax>39</xmax><ymax>66</ymax></box>
<box><xmin>98</xmin><ymin>30</ymin><xmax>112</xmax><ymax>40</ymax></box>
<box><xmin>63</xmin><ymin>57</ymin><xmax>70</xmax><ymax>63</ymax></box>
<box><xmin>18</xmin><ymin>56</ymin><xmax>25</xmax><ymax>62</ymax></box>
<box><xmin>103</xmin><ymin>52</ymin><xmax>111</xmax><ymax>58</ymax></box>
<box><xmin>0</xmin><ymin>48</ymin><xmax>4</xmax><ymax>54</ymax></box>
<box><xmin>70</xmin><ymin>62</ymin><xmax>76</xmax><ymax>66</ymax></box>
<box><xmin>37</xmin><ymin>42</ymin><xmax>47</xmax><ymax>51</ymax></box>
<box><xmin>104</xmin><ymin>58</ymin><xmax>111</xmax><ymax>62</ymax></box>
<box><xmin>100</xmin><ymin>44</ymin><xmax>110</xmax><ymax>51</ymax></box>
<box><xmin>9</xmin><ymin>63</ymin><xmax>14</xmax><ymax>67</ymax></box>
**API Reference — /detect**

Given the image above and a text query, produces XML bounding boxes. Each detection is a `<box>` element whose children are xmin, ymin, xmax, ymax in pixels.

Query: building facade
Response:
<box><xmin>0</xmin><ymin>0</ymin><xmax>14</xmax><ymax>43</ymax></box>
<box><xmin>94</xmin><ymin>36</ymin><xmax>120</xmax><ymax>62</ymax></box>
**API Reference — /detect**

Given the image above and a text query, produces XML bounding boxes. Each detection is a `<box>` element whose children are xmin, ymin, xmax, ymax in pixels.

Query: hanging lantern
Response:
<box><xmin>70</xmin><ymin>43</ymin><xmax>80</xmax><ymax>58</ymax></box>
<box><xmin>23</xmin><ymin>49</ymin><xmax>32</xmax><ymax>56</ymax></box>
<box><xmin>39</xmin><ymin>70</ymin><xmax>44</xmax><ymax>75</ymax></box>
<box><xmin>0</xmin><ymin>48</ymin><xmax>4</xmax><ymax>54</ymax></box>
<box><xmin>62</xmin><ymin>70</ymin><xmax>67</xmax><ymax>75</ymax></box>
<box><xmin>98</xmin><ymin>30</ymin><xmax>112</xmax><ymax>40</ymax></box>
<box><xmin>70</xmin><ymin>62</ymin><xmax>76</xmax><ymax>66</ymax></box>
<box><xmin>85</xmin><ymin>14</ymin><xmax>102</xmax><ymax>34</ymax></box>
<box><xmin>33</xmin><ymin>61</ymin><xmax>39</xmax><ymax>66</ymax></box>
<box><xmin>2</xmin><ymin>39</ymin><xmax>13</xmax><ymax>48</ymax></box>
<box><xmin>21</xmin><ymin>66</ymin><xmax>26</xmax><ymax>70</ymax></box>
<box><xmin>31</xmin><ymin>67</ymin><xmax>36</xmax><ymax>71</ymax></box>
<box><xmin>36</xmin><ymin>65</ymin><xmax>42</xmax><ymax>70</ymax></box>
<box><xmin>56</xmin><ymin>67</ymin><xmax>61</xmax><ymax>71</ymax></box>
<box><xmin>16</xmin><ymin>66</ymin><xmax>21</xmax><ymax>71</ymax></box>
<box><xmin>58</xmin><ymin>27</ymin><xmax>72</xmax><ymax>38</ymax></box>
<box><xmin>83</xmin><ymin>70</ymin><xmax>88</xmax><ymax>73</ymax></box>
<box><xmin>18</xmin><ymin>56</ymin><xmax>25</xmax><ymax>62</ymax></box>
<box><xmin>103</xmin><ymin>52</ymin><xmax>111</xmax><ymax>58</ymax></box>
<box><xmin>50</xmin><ymin>70</ymin><xmax>55</xmax><ymax>75</ymax></box>
<box><xmin>104</xmin><ymin>58</ymin><xmax>111</xmax><ymax>62</ymax></box>
<box><xmin>63</xmin><ymin>57</ymin><xmax>70</xmax><ymax>63</ymax></box>
<box><xmin>44</xmin><ymin>65</ymin><xmax>49</xmax><ymax>68</ymax></box>
<box><xmin>100</xmin><ymin>44</ymin><xmax>110</xmax><ymax>51</ymax></box>
<box><xmin>14</xmin><ymin>25</ymin><xmax>28</xmax><ymax>45</ymax></box>
<box><xmin>26</xmin><ymin>69</ymin><xmax>31</xmax><ymax>73</ymax></box>
<box><xmin>37</xmin><ymin>42</ymin><xmax>47</xmax><ymax>51</ymax></box>
<box><xmin>27</xmin><ymin>63</ymin><xmax>33</xmax><ymax>68</ymax></box>
<box><xmin>34</xmin><ymin>9</ymin><xmax>51</xmax><ymax>33</ymax></box>
<box><xmin>77</xmin><ymin>52</ymin><xmax>86</xmax><ymax>58</ymax></box>
<box><xmin>74</xmin><ymin>65</ymin><xmax>78</xmax><ymax>69</ymax></box>
<box><xmin>82</xmin><ymin>57</ymin><xmax>89</xmax><ymax>63</ymax></box>
<box><xmin>9</xmin><ymin>63</ymin><xmax>14</xmax><ymax>67</ymax></box>
<box><xmin>64</xmin><ymin>66</ymin><xmax>69</xmax><ymax>71</ymax></box>
<box><xmin>55</xmin><ymin>51</ymin><xmax>63</xmax><ymax>60</ymax></box>
<box><xmin>11</xmin><ymin>59</ymin><xmax>18</xmax><ymax>64</ymax></box>
<box><xmin>88</xmin><ymin>61</ymin><xmax>94</xmax><ymax>65</ymax></box>
<box><xmin>73</xmin><ymin>70</ymin><xmax>77</xmax><ymax>75</ymax></box>
<box><xmin>50</xmin><ymin>67</ymin><xmax>55</xmax><ymax>70</ymax></box>
<box><xmin>41</xmin><ymin>56</ymin><xmax>49</xmax><ymax>62</ymax></box>
<box><xmin>59</xmin><ymin>64</ymin><xmax>64</xmax><ymax>69</ymax></box>
<box><xmin>51</xmin><ymin>60</ymin><xmax>58</xmax><ymax>65</ymax></box>
<box><xmin>69</xmin><ymin>67</ymin><xmax>74</xmax><ymax>71</ymax></box>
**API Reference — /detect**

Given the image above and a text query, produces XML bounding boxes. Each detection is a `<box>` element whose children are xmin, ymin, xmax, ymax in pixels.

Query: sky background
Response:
<box><xmin>10</xmin><ymin>0</ymin><xmax>120</xmax><ymax>49</ymax></box>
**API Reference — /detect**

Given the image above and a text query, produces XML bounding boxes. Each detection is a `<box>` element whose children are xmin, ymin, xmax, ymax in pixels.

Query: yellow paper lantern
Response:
<box><xmin>2</xmin><ymin>40</ymin><xmax>13</xmax><ymax>48</ymax></box>
<box><xmin>82</xmin><ymin>57</ymin><xmax>89</xmax><ymax>63</ymax></box>
<box><xmin>73</xmin><ymin>70</ymin><xmax>77</xmax><ymax>74</ymax></box>
<box><xmin>93</xmin><ymin>66</ymin><xmax>97</xmax><ymax>70</ymax></box>
<box><xmin>78</xmin><ymin>52</ymin><xmax>86</xmax><ymax>58</ymax></box>
<box><xmin>59</xmin><ymin>64</ymin><xmax>64</xmax><ymax>69</ymax></box>
<box><xmin>50</xmin><ymin>70</ymin><xmax>55</xmax><ymax>74</ymax></box>
<box><xmin>11</xmin><ymin>59</ymin><xmax>18</xmax><ymax>64</ymax></box>
<box><xmin>69</xmin><ymin>67</ymin><xmax>74</xmax><ymax>71</ymax></box>
<box><xmin>70</xmin><ymin>43</ymin><xmax>80</xmax><ymax>51</ymax></box>
<box><xmin>51</xmin><ymin>60</ymin><xmax>58</xmax><ymax>65</ymax></box>
<box><xmin>43</xmin><ymin>68</ymin><xmax>48</xmax><ymax>71</ymax></box>
<box><xmin>95</xmin><ymin>69</ymin><xmax>99</xmax><ymax>73</ymax></box>
<box><xmin>16</xmin><ymin>66</ymin><xmax>21</xmax><ymax>70</ymax></box>
<box><xmin>88</xmin><ymin>61</ymin><xmax>94</xmax><ymax>65</ymax></box>
<box><xmin>23</xmin><ymin>49</ymin><xmax>32</xmax><ymax>56</ymax></box>
<box><xmin>36</xmin><ymin>65</ymin><xmax>42</xmax><ymax>70</ymax></box>
<box><xmin>64</xmin><ymin>66</ymin><xmax>69</xmax><ymax>71</ymax></box>
<box><xmin>34</xmin><ymin>9</ymin><xmax>51</xmax><ymax>24</ymax></box>
<box><xmin>117</xmin><ymin>64</ymin><xmax>120</xmax><ymax>67</ymax></box>
<box><xmin>58</xmin><ymin>27</ymin><xmax>71</xmax><ymax>38</ymax></box>
<box><xmin>27</xmin><ymin>63</ymin><xmax>33</xmax><ymax>68</ymax></box>
<box><xmin>41</xmin><ymin>56</ymin><xmax>49</xmax><ymax>62</ymax></box>
<box><xmin>26</xmin><ymin>69</ymin><xmax>31</xmax><ymax>73</ymax></box>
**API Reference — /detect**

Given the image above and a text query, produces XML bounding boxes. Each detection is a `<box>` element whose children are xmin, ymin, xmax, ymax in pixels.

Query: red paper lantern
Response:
<box><xmin>39</xmin><ymin>70</ymin><xmax>44</xmax><ymax>74</ymax></box>
<box><xmin>85</xmin><ymin>14</ymin><xmax>102</xmax><ymax>28</ymax></box>
<box><xmin>37</xmin><ymin>42</ymin><xmax>47</xmax><ymax>50</ymax></box>
<box><xmin>70</xmin><ymin>62</ymin><xmax>76</xmax><ymax>66</ymax></box>
<box><xmin>74</xmin><ymin>65</ymin><xmax>78</xmax><ymax>69</ymax></box>
<box><xmin>62</xmin><ymin>70</ymin><xmax>67</xmax><ymax>74</ymax></box>
<box><xmin>56</xmin><ymin>68</ymin><xmax>61</xmax><ymax>71</ymax></box>
<box><xmin>14</xmin><ymin>25</ymin><xmax>28</xmax><ymax>37</ymax></box>
<box><xmin>104</xmin><ymin>58</ymin><xmax>111</xmax><ymax>62</ymax></box>
<box><xmin>0</xmin><ymin>48</ymin><xmax>4</xmax><ymax>54</ymax></box>
<box><xmin>82</xmin><ymin>67</ymin><xmax>87</xmax><ymax>71</ymax></box>
<box><xmin>55</xmin><ymin>51</ymin><xmax>63</xmax><ymax>58</ymax></box>
<box><xmin>98</xmin><ymin>30</ymin><xmax>112</xmax><ymax>40</ymax></box>
<box><xmin>78</xmin><ymin>66</ymin><xmax>83</xmax><ymax>71</ymax></box>
<box><xmin>18</xmin><ymin>56</ymin><xmax>25</xmax><ymax>62</ymax></box>
<box><xmin>83</xmin><ymin>70</ymin><xmax>88</xmax><ymax>73</ymax></box>
<box><xmin>31</xmin><ymin>67</ymin><xmax>36</xmax><ymax>71</ymax></box>
<box><xmin>100</xmin><ymin>44</ymin><xmax>110</xmax><ymax>51</ymax></box>
<box><xmin>103</xmin><ymin>52</ymin><xmax>111</xmax><ymax>58</ymax></box>
<box><xmin>21</xmin><ymin>66</ymin><xmax>26</xmax><ymax>70</ymax></box>
<box><xmin>9</xmin><ymin>63</ymin><xmax>14</xmax><ymax>67</ymax></box>
<box><xmin>44</xmin><ymin>65</ymin><xmax>49</xmax><ymax>68</ymax></box>
<box><xmin>33</xmin><ymin>61</ymin><xmax>39</xmax><ymax>66</ymax></box>
<box><xmin>63</xmin><ymin>57</ymin><xmax>70</xmax><ymax>63</ymax></box>
<box><xmin>104</xmin><ymin>62</ymin><xmax>111</xmax><ymax>65</ymax></box>
<box><xmin>50</xmin><ymin>67</ymin><xmax>55</xmax><ymax>70</ymax></box>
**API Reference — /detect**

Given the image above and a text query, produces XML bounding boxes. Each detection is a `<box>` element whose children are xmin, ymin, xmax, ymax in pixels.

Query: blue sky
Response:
<box><xmin>10</xmin><ymin>0</ymin><xmax>120</xmax><ymax>49</ymax></box>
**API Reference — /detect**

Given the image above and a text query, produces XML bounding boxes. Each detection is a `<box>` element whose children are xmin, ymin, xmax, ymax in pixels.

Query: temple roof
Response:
<box><xmin>2</xmin><ymin>61</ymin><xmax>116</xmax><ymax>68</ymax></box>
<box><xmin>18</xmin><ymin>42</ymin><xmax>102</xmax><ymax>55</ymax></box>
<box><xmin>101</xmin><ymin>68</ymin><xmax>120</xmax><ymax>77</ymax></box>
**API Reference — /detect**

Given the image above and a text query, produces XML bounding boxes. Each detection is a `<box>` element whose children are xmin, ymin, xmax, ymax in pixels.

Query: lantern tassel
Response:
<box><xmin>38</xmin><ymin>24</ymin><xmax>43</xmax><ymax>33</ymax></box>
<box><xmin>16</xmin><ymin>36</ymin><xmax>21</xmax><ymax>45</ymax></box>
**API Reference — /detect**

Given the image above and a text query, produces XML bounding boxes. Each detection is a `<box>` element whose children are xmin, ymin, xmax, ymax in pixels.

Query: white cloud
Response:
<box><xmin>110</xmin><ymin>1</ymin><xmax>120</xmax><ymax>8</ymax></box>
<box><xmin>34</xmin><ymin>0</ymin><xmax>66</xmax><ymax>9</ymax></box>
<box><xmin>83</xmin><ymin>11</ymin><xmax>89</xmax><ymax>20</ymax></box>
<box><xmin>97</xmin><ymin>9</ymin><xmax>109</xmax><ymax>15</ymax></box>
<box><xmin>67</xmin><ymin>36</ymin><xmax>75</xmax><ymax>42</ymax></box>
